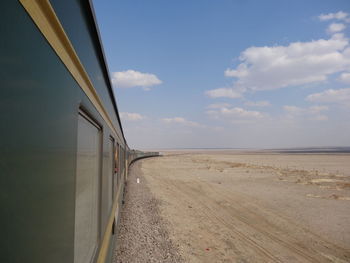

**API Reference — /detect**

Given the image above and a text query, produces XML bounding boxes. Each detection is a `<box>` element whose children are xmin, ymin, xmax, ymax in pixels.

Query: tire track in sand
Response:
<box><xmin>204</xmin><ymin>182</ymin><xmax>350</xmax><ymax>262</ymax></box>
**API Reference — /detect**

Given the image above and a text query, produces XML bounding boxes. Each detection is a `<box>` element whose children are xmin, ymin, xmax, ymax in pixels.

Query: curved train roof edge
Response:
<box><xmin>85</xmin><ymin>0</ymin><xmax>128</xmax><ymax>148</ymax></box>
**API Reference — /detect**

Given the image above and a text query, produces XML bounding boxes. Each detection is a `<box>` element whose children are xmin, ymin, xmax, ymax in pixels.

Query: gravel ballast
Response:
<box><xmin>113</xmin><ymin>159</ymin><xmax>183</xmax><ymax>263</ymax></box>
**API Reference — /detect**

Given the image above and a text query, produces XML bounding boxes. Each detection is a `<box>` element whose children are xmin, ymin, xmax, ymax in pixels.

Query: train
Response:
<box><xmin>0</xmin><ymin>0</ymin><xmax>158</xmax><ymax>262</ymax></box>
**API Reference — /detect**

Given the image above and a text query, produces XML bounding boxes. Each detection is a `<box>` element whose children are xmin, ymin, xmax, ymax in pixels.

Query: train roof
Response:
<box><xmin>86</xmin><ymin>0</ymin><xmax>128</xmax><ymax>148</ymax></box>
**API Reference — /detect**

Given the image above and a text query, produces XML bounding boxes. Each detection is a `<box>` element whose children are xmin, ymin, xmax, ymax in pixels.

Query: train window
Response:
<box><xmin>114</xmin><ymin>143</ymin><xmax>119</xmax><ymax>193</ymax></box>
<box><xmin>121</xmin><ymin>148</ymin><xmax>123</xmax><ymax>170</ymax></box>
<box><xmin>119</xmin><ymin>145</ymin><xmax>123</xmax><ymax>180</ymax></box>
<box><xmin>122</xmin><ymin>148</ymin><xmax>125</xmax><ymax>176</ymax></box>
<box><xmin>108</xmin><ymin>137</ymin><xmax>114</xmax><ymax>211</ymax></box>
<box><xmin>74</xmin><ymin>111</ymin><xmax>101</xmax><ymax>263</ymax></box>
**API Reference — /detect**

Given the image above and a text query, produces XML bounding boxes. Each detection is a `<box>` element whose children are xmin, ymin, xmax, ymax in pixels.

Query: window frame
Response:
<box><xmin>74</xmin><ymin>109</ymin><xmax>102</xmax><ymax>263</ymax></box>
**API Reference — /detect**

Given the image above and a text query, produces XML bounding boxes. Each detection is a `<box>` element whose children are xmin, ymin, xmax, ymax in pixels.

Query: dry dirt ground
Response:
<box><xmin>115</xmin><ymin>152</ymin><xmax>350</xmax><ymax>263</ymax></box>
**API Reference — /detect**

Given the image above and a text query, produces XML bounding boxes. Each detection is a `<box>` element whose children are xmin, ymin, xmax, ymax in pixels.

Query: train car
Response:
<box><xmin>0</xmin><ymin>1</ymin><xmax>157</xmax><ymax>262</ymax></box>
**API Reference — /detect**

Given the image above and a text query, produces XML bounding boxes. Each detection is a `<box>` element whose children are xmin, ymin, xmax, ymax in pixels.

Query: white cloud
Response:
<box><xmin>284</xmin><ymin>105</ymin><xmax>328</xmax><ymax>114</ymax></box>
<box><xmin>120</xmin><ymin>112</ymin><xmax>145</xmax><ymax>121</ymax></box>
<box><xmin>221</xmin><ymin>107</ymin><xmax>264</xmax><ymax>118</ymax></box>
<box><xmin>283</xmin><ymin>105</ymin><xmax>329</xmax><ymax>121</ymax></box>
<box><xmin>222</xmin><ymin>33</ymin><xmax>350</xmax><ymax>93</ymax></box>
<box><xmin>327</xmin><ymin>23</ymin><xmax>346</xmax><ymax>34</ymax></box>
<box><xmin>318</xmin><ymin>11</ymin><xmax>349</xmax><ymax>22</ymax></box>
<box><xmin>207</xmin><ymin>106</ymin><xmax>264</xmax><ymax>121</ymax></box>
<box><xmin>313</xmin><ymin>115</ymin><xmax>329</xmax><ymax>121</ymax></box>
<box><xmin>309</xmin><ymin>105</ymin><xmax>329</xmax><ymax>114</ymax></box>
<box><xmin>112</xmin><ymin>70</ymin><xmax>162</xmax><ymax>89</ymax></box>
<box><xmin>244</xmin><ymin>100</ymin><xmax>271</xmax><ymax>107</ymax></box>
<box><xmin>338</xmin><ymin>72</ymin><xmax>350</xmax><ymax>83</ymax></box>
<box><xmin>283</xmin><ymin>105</ymin><xmax>304</xmax><ymax>114</ymax></box>
<box><xmin>162</xmin><ymin>117</ymin><xmax>202</xmax><ymax>127</ymax></box>
<box><xmin>207</xmin><ymin>103</ymin><xmax>231</xmax><ymax>109</ymax></box>
<box><xmin>306</xmin><ymin>88</ymin><xmax>350</xmax><ymax>105</ymax></box>
<box><xmin>205</xmin><ymin>87</ymin><xmax>243</xmax><ymax>98</ymax></box>
<box><xmin>206</xmin><ymin>16</ymin><xmax>350</xmax><ymax>99</ymax></box>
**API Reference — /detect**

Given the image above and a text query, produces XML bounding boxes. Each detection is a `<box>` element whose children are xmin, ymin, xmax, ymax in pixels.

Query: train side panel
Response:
<box><xmin>0</xmin><ymin>1</ymin><xmax>125</xmax><ymax>263</ymax></box>
<box><xmin>0</xmin><ymin>1</ymin><xmax>159</xmax><ymax>263</ymax></box>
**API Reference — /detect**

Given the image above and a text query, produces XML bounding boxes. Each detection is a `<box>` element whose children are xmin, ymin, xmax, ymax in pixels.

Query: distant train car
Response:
<box><xmin>0</xmin><ymin>1</ymin><xmax>157</xmax><ymax>263</ymax></box>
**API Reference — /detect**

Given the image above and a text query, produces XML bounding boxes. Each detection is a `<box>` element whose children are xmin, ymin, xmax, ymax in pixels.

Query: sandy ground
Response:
<box><xmin>115</xmin><ymin>152</ymin><xmax>350</xmax><ymax>262</ymax></box>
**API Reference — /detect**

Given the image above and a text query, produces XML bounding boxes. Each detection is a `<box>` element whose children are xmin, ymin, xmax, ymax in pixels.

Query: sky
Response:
<box><xmin>93</xmin><ymin>0</ymin><xmax>350</xmax><ymax>149</ymax></box>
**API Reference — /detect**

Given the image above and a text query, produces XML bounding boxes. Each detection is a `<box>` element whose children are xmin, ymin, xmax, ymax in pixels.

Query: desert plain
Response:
<box><xmin>115</xmin><ymin>150</ymin><xmax>350</xmax><ymax>263</ymax></box>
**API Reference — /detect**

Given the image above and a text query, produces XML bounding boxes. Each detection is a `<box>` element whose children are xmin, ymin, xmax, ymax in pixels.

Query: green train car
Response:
<box><xmin>0</xmin><ymin>0</ymin><xmax>157</xmax><ymax>262</ymax></box>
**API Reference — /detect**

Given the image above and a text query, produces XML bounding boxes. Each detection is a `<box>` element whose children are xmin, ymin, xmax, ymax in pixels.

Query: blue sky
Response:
<box><xmin>93</xmin><ymin>0</ymin><xmax>350</xmax><ymax>149</ymax></box>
